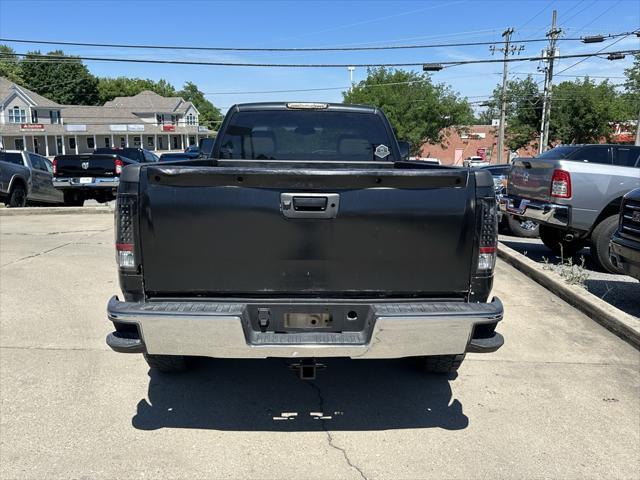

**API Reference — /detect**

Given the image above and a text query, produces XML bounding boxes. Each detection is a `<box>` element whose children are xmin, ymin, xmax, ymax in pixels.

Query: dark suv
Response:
<box><xmin>610</xmin><ymin>188</ymin><xmax>640</xmax><ymax>280</ymax></box>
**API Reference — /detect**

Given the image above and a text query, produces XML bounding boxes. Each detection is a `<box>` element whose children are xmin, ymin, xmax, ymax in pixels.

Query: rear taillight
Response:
<box><xmin>551</xmin><ymin>169</ymin><xmax>571</xmax><ymax>198</ymax></box>
<box><xmin>115</xmin><ymin>158</ymin><xmax>124</xmax><ymax>175</ymax></box>
<box><xmin>115</xmin><ymin>195</ymin><xmax>136</xmax><ymax>270</ymax></box>
<box><xmin>477</xmin><ymin>198</ymin><xmax>498</xmax><ymax>272</ymax></box>
<box><xmin>52</xmin><ymin>158</ymin><xmax>57</xmax><ymax>175</ymax></box>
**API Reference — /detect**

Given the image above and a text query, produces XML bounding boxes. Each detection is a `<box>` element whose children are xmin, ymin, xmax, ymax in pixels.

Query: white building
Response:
<box><xmin>0</xmin><ymin>77</ymin><xmax>213</xmax><ymax>156</ymax></box>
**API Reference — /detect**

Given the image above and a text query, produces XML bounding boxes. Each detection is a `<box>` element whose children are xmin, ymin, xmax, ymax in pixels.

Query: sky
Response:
<box><xmin>0</xmin><ymin>0</ymin><xmax>638</xmax><ymax>115</ymax></box>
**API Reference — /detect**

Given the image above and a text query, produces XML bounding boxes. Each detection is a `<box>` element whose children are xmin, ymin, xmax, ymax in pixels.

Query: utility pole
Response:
<box><xmin>347</xmin><ymin>66</ymin><xmax>355</xmax><ymax>92</ymax></box>
<box><xmin>635</xmin><ymin>109</ymin><xmax>640</xmax><ymax>146</ymax></box>
<box><xmin>490</xmin><ymin>28</ymin><xmax>522</xmax><ymax>163</ymax></box>
<box><xmin>538</xmin><ymin>10</ymin><xmax>561</xmax><ymax>153</ymax></box>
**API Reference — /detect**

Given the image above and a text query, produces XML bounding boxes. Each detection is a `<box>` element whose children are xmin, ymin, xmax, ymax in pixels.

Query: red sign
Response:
<box><xmin>20</xmin><ymin>123</ymin><xmax>44</xmax><ymax>131</ymax></box>
<box><xmin>162</xmin><ymin>125</ymin><xmax>176</xmax><ymax>132</ymax></box>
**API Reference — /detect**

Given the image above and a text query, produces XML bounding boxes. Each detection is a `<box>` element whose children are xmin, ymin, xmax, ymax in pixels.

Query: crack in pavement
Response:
<box><xmin>0</xmin><ymin>228</ymin><xmax>111</xmax><ymax>268</ymax></box>
<box><xmin>307</xmin><ymin>380</ymin><xmax>368</xmax><ymax>480</ymax></box>
<box><xmin>1</xmin><ymin>229</ymin><xmax>108</xmax><ymax>236</ymax></box>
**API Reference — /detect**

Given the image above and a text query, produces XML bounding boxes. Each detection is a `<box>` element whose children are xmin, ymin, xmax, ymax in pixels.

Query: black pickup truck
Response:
<box><xmin>106</xmin><ymin>102</ymin><xmax>504</xmax><ymax>377</ymax></box>
<box><xmin>53</xmin><ymin>148</ymin><xmax>159</xmax><ymax>206</ymax></box>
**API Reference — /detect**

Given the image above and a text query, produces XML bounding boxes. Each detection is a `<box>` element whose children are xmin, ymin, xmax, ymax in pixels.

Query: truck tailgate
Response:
<box><xmin>138</xmin><ymin>165</ymin><xmax>477</xmax><ymax>297</ymax></box>
<box><xmin>55</xmin><ymin>154</ymin><xmax>119</xmax><ymax>177</ymax></box>
<box><xmin>508</xmin><ymin>158</ymin><xmax>557</xmax><ymax>202</ymax></box>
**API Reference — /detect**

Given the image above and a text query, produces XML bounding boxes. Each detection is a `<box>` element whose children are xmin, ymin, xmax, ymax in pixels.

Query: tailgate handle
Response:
<box><xmin>293</xmin><ymin>196</ymin><xmax>327</xmax><ymax>211</ymax></box>
<box><xmin>281</xmin><ymin>193</ymin><xmax>339</xmax><ymax>219</ymax></box>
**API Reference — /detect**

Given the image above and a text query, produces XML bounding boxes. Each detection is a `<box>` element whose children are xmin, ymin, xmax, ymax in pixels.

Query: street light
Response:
<box><xmin>347</xmin><ymin>66</ymin><xmax>355</xmax><ymax>91</ymax></box>
<box><xmin>422</xmin><ymin>63</ymin><xmax>444</xmax><ymax>72</ymax></box>
<box><xmin>607</xmin><ymin>53</ymin><xmax>626</xmax><ymax>60</ymax></box>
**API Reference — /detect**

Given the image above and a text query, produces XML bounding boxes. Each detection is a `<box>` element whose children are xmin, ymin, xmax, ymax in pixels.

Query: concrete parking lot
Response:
<box><xmin>501</xmin><ymin>234</ymin><xmax>640</xmax><ymax>319</ymax></box>
<box><xmin>1</xmin><ymin>213</ymin><xmax>639</xmax><ymax>479</ymax></box>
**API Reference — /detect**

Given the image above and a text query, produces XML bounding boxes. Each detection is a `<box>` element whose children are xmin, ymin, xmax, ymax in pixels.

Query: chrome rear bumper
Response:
<box><xmin>106</xmin><ymin>296</ymin><xmax>504</xmax><ymax>359</ymax></box>
<box><xmin>500</xmin><ymin>196</ymin><xmax>569</xmax><ymax>227</ymax></box>
<box><xmin>53</xmin><ymin>177</ymin><xmax>119</xmax><ymax>189</ymax></box>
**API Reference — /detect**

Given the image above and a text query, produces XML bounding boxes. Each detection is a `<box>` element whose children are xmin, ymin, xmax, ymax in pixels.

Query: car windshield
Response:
<box><xmin>218</xmin><ymin>110</ymin><xmax>396</xmax><ymax>161</ymax></box>
<box><xmin>536</xmin><ymin>146</ymin><xmax>580</xmax><ymax>159</ymax></box>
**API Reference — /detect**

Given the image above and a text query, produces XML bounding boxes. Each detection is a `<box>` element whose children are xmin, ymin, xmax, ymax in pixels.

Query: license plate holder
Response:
<box><xmin>79</xmin><ymin>177</ymin><xmax>93</xmax><ymax>184</ymax></box>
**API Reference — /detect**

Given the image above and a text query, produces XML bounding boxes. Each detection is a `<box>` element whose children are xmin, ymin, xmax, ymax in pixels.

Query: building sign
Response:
<box><xmin>65</xmin><ymin>124</ymin><xmax>87</xmax><ymax>132</ymax></box>
<box><xmin>127</xmin><ymin>124</ymin><xmax>144</xmax><ymax>132</ymax></box>
<box><xmin>162</xmin><ymin>125</ymin><xmax>176</xmax><ymax>132</ymax></box>
<box><xmin>20</xmin><ymin>123</ymin><xmax>44</xmax><ymax>131</ymax></box>
<box><xmin>109</xmin><ymin>124</ymin><xmax>127</xmax><ymax>132</ymax></box>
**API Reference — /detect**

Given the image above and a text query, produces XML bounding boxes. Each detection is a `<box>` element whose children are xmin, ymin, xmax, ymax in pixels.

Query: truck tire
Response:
<box><xmin>539</xmin><ymin>225</ymin><xmax>585</xmax><ymax>257</ymax></box>
<box><xmin>63</xmin><ymin>192</ymin><xmax>85</xmax><ymax>207</ymax></box>
<box><xmin>6</xmin><ymin>184</ymin><xmax>27</xmax><ymax>207</ymax></box>
<box><xmin>590</xmin><ymin>215</ymin><xmax>623</xmax><ymax>274</ymax></box>
<box><xmin>420</xmin><ymin>354</ymin><xmax>465</xmax><ymax>374</ymax></box>
<box><xmin>507</xmin><ymin>215</ymin><xmax>539</xmax><ymax>238</ymax></box>
<box><xmin>143</xmin><ymin>354</ymin><xmax>188</xmax><ymax>372</ymax></box>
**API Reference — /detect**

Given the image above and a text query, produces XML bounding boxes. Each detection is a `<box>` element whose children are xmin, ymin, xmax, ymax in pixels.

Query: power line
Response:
<box><xmin>0</xmin><ymin>31</ymin><xmax>635</xmax><ymax>52</ymax></box>
<box><xmin>4</xmin><ymin>48</ymin><xmax>639</xmax><ymax>68</ymax></box>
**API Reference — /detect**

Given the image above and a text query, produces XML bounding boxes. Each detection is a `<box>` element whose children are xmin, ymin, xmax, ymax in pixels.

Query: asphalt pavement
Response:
<box><xmin>500</xmin><ymin>234</ymin><xmax>640</xmax><ymax>319</ymax></box>
<box><xmin>1</xmin><ymin>213</ymin><xmax>639</xmax><ymax>479</ymax></box>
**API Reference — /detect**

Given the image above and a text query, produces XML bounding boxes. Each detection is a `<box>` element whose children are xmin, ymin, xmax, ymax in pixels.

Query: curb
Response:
<box><xmin>498</xmin><ymin>241</ymin><xmax>640</xmax><ymax>350</ymax></box>
<box><xmin>0</xmin><ymin>206</ymin><xmax>114</xmax><ymax>216</ymax></box>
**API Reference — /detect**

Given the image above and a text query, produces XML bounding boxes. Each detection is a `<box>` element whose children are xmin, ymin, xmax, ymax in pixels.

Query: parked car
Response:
<box><xmin>463</xmin><ymin>156</ymin><xmax>489</xmax><ymax>168</ymax></box>
<box><xmin>159</xmin><ymin>151</ymin><xmax>200</xmax><ymax>162</ymax></box>
<box><xmin>105</xmin><ymin>102</ymin><xmax>504</xmax><ymax>377</ymax></box>
<box><xmin>184</xmin><ymin>145</ymin><xmax>200</xmax><ymax>154</ymax></box>
<box><xmin>53</xmin><ymin>147</ymin><xmax>160</xmax><ymax>206</ymax></box>
<box><xmin>501</xmin><ymin>144</ymin><xmax>640</xmax><ymax>273</ymax></box>
<box><xmin>610</xmin><ymin>188</ymin><xmax>640</xmax><ymax>280</ymax></box>
<box><xmin>0</xmin><ymin>150</ymin><xmax>63</xmax><ymax>207</ymax></box>
<box><xmin>482</xmin><ymin>164</ymin><xmax>539</xmax><ymax>238</ymax></box>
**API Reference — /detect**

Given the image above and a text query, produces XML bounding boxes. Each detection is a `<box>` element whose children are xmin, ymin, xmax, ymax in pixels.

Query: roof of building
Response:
<box><xmin>0</xmin><ymin>77</ymin><xmax>61</xmax><ymax>108</ymax></box>
<box><xmin>61</xmin><ymin>105</ymin><xmax>143</xmax><ymax>123</ymax></box>
<box><xmin>103</xmin><ymin>90</ymin><xmax>193</xmax><ymax>114</ymax></box>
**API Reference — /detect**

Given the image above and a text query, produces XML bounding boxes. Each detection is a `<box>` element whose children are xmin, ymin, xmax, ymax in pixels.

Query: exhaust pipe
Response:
<box><xmin>564</xmin><ymin>233</ymin><xmax>574</xmax><ymax>242</ymax></box>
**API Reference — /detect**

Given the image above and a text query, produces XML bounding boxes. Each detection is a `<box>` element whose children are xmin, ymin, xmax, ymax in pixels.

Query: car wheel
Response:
<box><xmin>7</xmin><ymin>184</ymin><xmax>27</xmax><ymax>207</ymax></box>
<box><xmin>507</xmin><ymin>215</ymin><xmax>539</xmax><ymax>238</ymax></box>
<box><xmin>419</xmin><ymin>354</ymin><xmax>465</xmax><ymax>374</ymax></box>
<box><xmin>590</xmin><ymin>215</ymin><xmax>624</xmax><ymax>274</ymax></box>
<box><xmin>539</xmin><ymin>225</ymin><xmax>586</xmax><ymax>257</ymax></box>
<box><xmin>143</xmin><ymin>354</ymin><xmax>189</xmax><ymax>373</ymax></box>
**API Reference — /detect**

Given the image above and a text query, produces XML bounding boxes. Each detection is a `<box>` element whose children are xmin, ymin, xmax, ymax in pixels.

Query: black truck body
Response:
<box><xmin>106</xmin><ymin>103</ymin><xmax>504</xmax><ymax>374</ymax></box>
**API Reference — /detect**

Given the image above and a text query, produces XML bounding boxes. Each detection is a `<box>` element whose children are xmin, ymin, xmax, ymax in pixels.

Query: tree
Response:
<box><xmin>19</xmin><ymin>50</ymin><xmax>99</xmax><ymax>105</ymax></box>
<box><xmin>97</xmin><ymin>77</ymin><xmax>177</xmax><ymax>103</ymax></box>
<box><xmin>342</xmin><ymin>67</ymin><xmax>473</xmax><ymax>154</ymax></box>
<box><xmin>0</xmin><ymin>45</ymin><xmax>23</xmax><ymax>83</ymax></box>
<box><xmin>549</xmin><ymin>78</ymin><xmax>627</xmax><ymax>143</ymax></box>
<box><xmin>178</xmin><ymin>81</ymin><xmax>222</xmax><ymax>128</ymax></box>
<box><xmin>622</xmin><ymin>54</ymin><xmax>640</xmax><ymax>118</ymax></box>
<box><xmin>476</xmin><ymin>76</ymin><xmax>543</xmax><ymax>150</ymax></box>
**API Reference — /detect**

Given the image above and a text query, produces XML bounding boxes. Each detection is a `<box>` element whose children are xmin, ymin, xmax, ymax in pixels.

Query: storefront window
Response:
<box><xmin>69</xmin><ymin>137</ymin><xmax>76</xmax><ymax>150</ymax></box>
<box><xmin>14</xmin><ymin>138</ymin><xmax>25</xmax><ymax>150</ymax></box>
<box><xmin>133</xmin><ymin>136</ymin><xmax>141</xmax><ymax>147</ymax></box>
<box><xmin>147</xmin><ymin>137</ymin><xmax>154</xmax><ymax>149</ymax></box>
<box><xmin>87</xmin><ymin>137</ymin><xmax>95</xmax><ymax>149</ymax></box>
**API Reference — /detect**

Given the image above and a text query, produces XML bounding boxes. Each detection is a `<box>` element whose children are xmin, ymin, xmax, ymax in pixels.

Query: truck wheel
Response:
<box><xmin>143</xmin><ymin>354</ymin><xmax>188</xmax><ymax>373</ymax></box>
<box><xmin>420</xmin><ymin>354</ymin><xmax>465</xmax><ymax>374</ymax></box>
<box><xmin>507</xmin><ymin>215</ymin><xmax>539</xmax><ymax>238</ymax></box>
<box><xmin>539</xmin><ymin>225</ymin><xmax>585</xmax><ymax>257</ymax></box>
<box><xmin>63</xmin><ymin>192</ymin><xmax>85</xmax><ymax>207</ymax></box>
<box><xmin>590</xmin><ymin>215</ymin><xmax>623</xmax><ymax>274</ymax></box>
<box><xmin>7</xmin><ymin>184</ymin><xmax>27</xmax><ymax>207</ymax></box>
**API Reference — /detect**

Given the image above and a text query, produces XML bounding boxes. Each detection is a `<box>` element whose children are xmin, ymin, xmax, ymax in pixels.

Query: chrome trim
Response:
<box><xmin>500</xmin><ymin>196</ymin><xmax>570</xmax><ymax>227</ymax></box>
<box><xmin>53</xmin><ymin>177</ymin><xmax>119</xmax><ymax>188</ymax></box>
<box><xmin>107</xmin><ymin>296</ymin><xmax>503</xmax><ymax>358</ymax></box>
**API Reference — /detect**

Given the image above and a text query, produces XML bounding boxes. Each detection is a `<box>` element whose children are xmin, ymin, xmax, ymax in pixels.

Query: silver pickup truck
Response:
<box><xmin>0</xmin><ymin>150</ymin><xmax>63</xmax><ymax>207</ymax></box>
<box><xmin>500</xmin><ymin>144</ymin><xmax>640</xmax><ymax>273</ymax></box>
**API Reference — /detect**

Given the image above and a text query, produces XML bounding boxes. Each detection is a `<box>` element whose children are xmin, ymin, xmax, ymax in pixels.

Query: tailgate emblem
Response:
<box><xmin>632</xmin><ymin>211</ymin><xmax>640</xmax><ymax>223</ymax></box>
<box><xmin>81</xmin><ymin>162</ymin><xmax>89</xmax><ymax>170</ymax></box>
<box><xmin>522</xmin><ymin>172</ymin><xmax>529</xmax><ymax>183</ymax></box>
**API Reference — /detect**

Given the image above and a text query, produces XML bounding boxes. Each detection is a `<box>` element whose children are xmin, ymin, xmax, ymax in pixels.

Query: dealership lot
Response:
<box><xmin>1</xmin><ymin>213</ymin><xmax>639</xmax><ymax>479</ymax></box>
